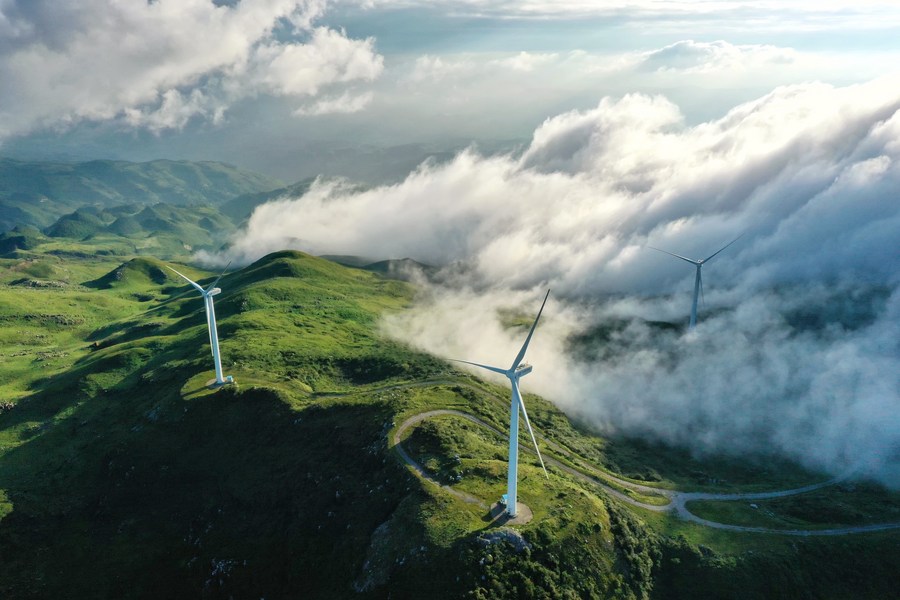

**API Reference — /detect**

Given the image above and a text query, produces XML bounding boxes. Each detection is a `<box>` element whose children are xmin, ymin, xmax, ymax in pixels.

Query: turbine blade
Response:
<box><xmin>647</xmin><ymin>246</ymin><xmax>700</xmax><ymax>266</ymax></box>
<box><xmin>514</xmin><ymin>383</ymin><xmax>548</xmax><ymax>479</ymax></box>
<box><xmin>449</xmin><ymin>358</ymin><xmax>507</xmax><ymax>376</ymax></box>
<box><xmin>206</xmin><ymin>260</ymin><xmax>232</xmax><ymax>293</ymax></box>
<box><xmin>702</xmin><ymin>233</ymin><xmax>743</xmax><ymax>263</ymax></box>
<box><xmin>166</xmin><ymin>265</ymin><xmax>205</xmax><ymax>294</ymax></box>
<box><xmin>510</xmin><ymin>290</ymin><xmax>550</xmax><ymax>370</ymax></box>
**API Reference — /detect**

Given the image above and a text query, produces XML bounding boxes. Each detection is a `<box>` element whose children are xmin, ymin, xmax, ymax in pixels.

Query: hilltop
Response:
<box><xmin>0</xmin><ymin>247</ymin><xmax>897</xmax><ymax>599</ymax></box>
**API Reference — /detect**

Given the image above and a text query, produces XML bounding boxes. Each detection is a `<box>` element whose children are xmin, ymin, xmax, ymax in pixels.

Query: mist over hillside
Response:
<box><xmin>208</xmin><ymin>77</ymin><xmax>900</xmax><ymax>487</ymax></box>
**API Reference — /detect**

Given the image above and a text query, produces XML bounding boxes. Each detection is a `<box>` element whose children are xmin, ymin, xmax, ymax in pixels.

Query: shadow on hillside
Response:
<box><xmin>0</xmin><ymin>373</ymin><xmax>412</xmax><ymax>598</ymax></box>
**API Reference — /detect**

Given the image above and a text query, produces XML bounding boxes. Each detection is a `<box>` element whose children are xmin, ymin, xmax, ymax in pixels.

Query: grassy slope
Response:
<box><xmin>0</xmin><ymin>249</ymin><xmax>897</xmax><ymax>599</ymax></box>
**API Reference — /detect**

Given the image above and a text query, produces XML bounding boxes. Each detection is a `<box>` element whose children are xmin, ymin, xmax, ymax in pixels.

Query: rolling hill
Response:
<box><xmin>0</xmin><ymin>202</ymin><xmax>237</xmax><ymax>261</ymax></box>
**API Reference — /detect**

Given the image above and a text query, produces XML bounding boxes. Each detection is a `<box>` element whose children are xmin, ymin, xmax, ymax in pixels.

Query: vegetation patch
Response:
<box><xmin>688</xmin><ymin>481</ymin><xmax>900</xmax><ymax>529</ymax></box>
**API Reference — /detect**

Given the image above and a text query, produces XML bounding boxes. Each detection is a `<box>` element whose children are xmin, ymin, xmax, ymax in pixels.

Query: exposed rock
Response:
<box><xmin>475</xmin><ymin>527</ymin><xmax>531</xmax><ymax>553</ymax></box>
<box><xmin>353</xmin><ymin>520</ymin><xmax>395</xmax><ymax>593</ymax></box>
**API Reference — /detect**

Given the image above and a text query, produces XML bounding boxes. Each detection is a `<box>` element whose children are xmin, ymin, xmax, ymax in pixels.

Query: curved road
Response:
<box><xmin>390</xmin><ymin>404</ymin><xmax>900</xmax><ymax>537</ymax></box>
<box><xmin>316</xmin><ymin>377</ymin><xmax>900</xmax><ymax>536</ymax></box>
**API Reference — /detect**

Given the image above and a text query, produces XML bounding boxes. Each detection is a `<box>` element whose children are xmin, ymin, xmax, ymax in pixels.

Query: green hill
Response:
<box><xmin>107</xmin><ymin>214</ymin><xmax>144</xmax><ymax>236</ymax></box>
<box><xmin>0</xmin><ymin>225</ymin><xmax>47</xmax><ymax>255</ymax></box>
<box><xmin>0</xmin><ymin>248</ymin><xmax>898</xmax><ymax>599</ymax></box>
<box><xmin>45</xmin><ymin>206</ymin><xmax>114</xmax><ymax>238</ymax></box>
<box><xmin>85</xmin><ymin>257</ymin><xmax>171</xmax><ymax>291</ymax></box>
<box><xmin>0</xmin><ymin>158</ymin><xmax>282</xmax><ymax>232</ymax></box>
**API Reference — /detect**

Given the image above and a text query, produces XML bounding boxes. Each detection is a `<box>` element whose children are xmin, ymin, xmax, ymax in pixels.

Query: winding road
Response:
<box><xmin>381</xmin><ymin>381</ymin><xmax>900</xmax><ymax>537</ymax></box>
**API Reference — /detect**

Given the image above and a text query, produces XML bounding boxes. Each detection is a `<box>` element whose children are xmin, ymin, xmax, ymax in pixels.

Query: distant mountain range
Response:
<box><xmin>0</xmin><ymin>158</ymin><xmax>433</xmax><ymax>267</ymax></box>
<box><xmin>0</xmin><ymin>202</ymin><xmax>238</xmax><ymax>259</ymax></box>
<box><xmin>0</xmin><ymin>156</ymin><xmax>462</xmax><ymax>269</ymax></box>
<box><xmin>0</xmin><ymin>157</ymin><xmax>282</xmax><ymax>232</ymax></box>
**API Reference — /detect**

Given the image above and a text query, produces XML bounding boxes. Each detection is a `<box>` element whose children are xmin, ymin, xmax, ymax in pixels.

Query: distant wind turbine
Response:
<box><xmin>649</xmin><ymin>235</ymin><xmax>742</xmax><ymax>329</ymax></box>
<box><xmin>167</xmin><ymin>262</ymin><xmax>234</xmax><ymax>386</ymax></box>
<box><xmin>453</xmin><ymin>290</ymin><xmax>550</xmax><ymax>518</ymax></box>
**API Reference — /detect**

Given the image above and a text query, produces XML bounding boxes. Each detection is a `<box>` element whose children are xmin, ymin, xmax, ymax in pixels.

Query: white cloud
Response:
<box><xmin>639</xmin><ymin>40</ymin><xmax>798</xmax><ymax>73</ymax></box>
<box><xmin>408</xmin><ymin>54</ymin><xmax>477</xmax><ymax>83</ymax></box>
<box><xmin>489</xmin><ymin>51</ymin><xmax>559</xmax><ymax>72</ymax></box>
<box><xmin>208</xmin><ymin>76</ymin><xmax>900</xmax><ymax>486</ymax></box>
<box><xmin>250</xmin><ymin>28</ymin><xmax>383</xmax><ymax>97</ymax></box>
<box><xmin>123</xmin><ymin>88</ymin><xmax>225</xmax><ymax>132</ymax></box>
<box><xmin>0</xmin><ymin>0</ymin><xmax>383</xmax><ymax>139</ymax></box>
<box><xmin>293</xmin><ymin>90</ymin><xmax>374</xmax><ymax>115</ymax></box>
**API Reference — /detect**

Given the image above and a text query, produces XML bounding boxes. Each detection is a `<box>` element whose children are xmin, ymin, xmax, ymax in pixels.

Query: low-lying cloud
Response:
<box><xmin>213</xmin><ymin>76</ymin><xmax>900</xmax><ymax>486</ymax></box>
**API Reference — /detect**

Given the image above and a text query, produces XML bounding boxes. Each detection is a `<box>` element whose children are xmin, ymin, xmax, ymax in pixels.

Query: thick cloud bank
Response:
<box><xmin>0</xmin><ymin>0</ymin><xmax>382</xmax><ymax>139</ymax></box>
<box><xmin>218</xmin><ymin>77</ymin><xmax>900</xmax><ymax>485</ymax></box>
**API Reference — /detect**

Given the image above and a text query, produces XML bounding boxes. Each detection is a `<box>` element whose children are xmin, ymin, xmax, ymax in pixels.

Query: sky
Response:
<box><xmin>3</xmin><ymin>1</ymin><xmax>900</xmax><ymax>485</ymax></box>
<box><xmin>3</xmin><ymin>1</ymin><xmax>900</xmax><ymax>178</ymax></box>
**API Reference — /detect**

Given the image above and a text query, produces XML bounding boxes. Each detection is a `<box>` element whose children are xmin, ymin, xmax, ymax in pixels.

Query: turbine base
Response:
<box><xmin>488</xmin><ymin>501</ymin><xmax>533</xmax><ymax>526</ymax></box>
<box><xmin>206</xmin><ymin>375</ymin><xmax>235</xmax><ymax>388</ymax></box>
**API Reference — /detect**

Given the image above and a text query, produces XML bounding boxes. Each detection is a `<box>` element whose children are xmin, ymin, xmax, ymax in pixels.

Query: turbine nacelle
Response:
<box><xmin>206</xmin><ymin>287</ymin><xmax>222</xmax><ymax>297</ymax></box>
<box><xmin>514</xmin><ymin>363</ymin><xmax>533</xmax><ymax>378</ymax></box>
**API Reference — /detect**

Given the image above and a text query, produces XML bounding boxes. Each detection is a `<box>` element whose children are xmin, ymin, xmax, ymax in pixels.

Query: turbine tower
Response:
<box><xmin>167</xmin><ymin>263</ymin><xmax>233</xmax><ymax>385</ymax></box>
<box><xmin>649</xmin><ymin>235</ymin><xmax>742</xmax><ymax>329</ymax></box>
<box><xmin>454</xmin><ymin>290</ymin><xmax>550</xmax><ymax>518</ymax></box>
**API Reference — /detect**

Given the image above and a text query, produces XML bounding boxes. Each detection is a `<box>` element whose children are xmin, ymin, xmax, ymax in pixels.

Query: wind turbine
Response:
<box><xmin>167</xmin><ymin>262</ymin><xmax>234</xmax><ymax>385</ymax></box>
<box><xmin>649</xmin><ymin>235</ymin><xmax>742</xmax><ymax>329</ymax></box>
<box><xmin>453</xmin><ymin>290</ymin><xmax>550</xmax><ymax>518</ymax></box>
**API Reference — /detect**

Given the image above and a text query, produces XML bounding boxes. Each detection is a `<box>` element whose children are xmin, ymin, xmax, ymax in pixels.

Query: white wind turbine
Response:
<box><xmin>649</xmin><ymin>235</ymin><xmax>742</xmax><ymax>329</ymax></box>
<box><xmin>453</xmin><ymin>290</ymin><xmax>550</xmax><ymax>518</ymax></box>
<box><xmin>167</xmin><ymin>262</ymin><xmax>233</xmax><ymax>385</ymax></box>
